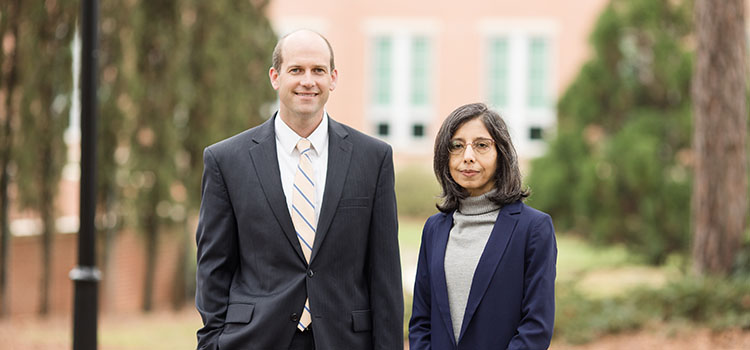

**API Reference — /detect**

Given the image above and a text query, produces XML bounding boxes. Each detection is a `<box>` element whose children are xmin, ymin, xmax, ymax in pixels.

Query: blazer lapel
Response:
<box><xmin>457</xmin><ymin>201</ymin><xmax>522</xmax><ymax>342</ymax></box>
<box><xmin>431</xmin><ymin>212</ymin><xmax>459</xmax><ymax>347</ymax></box>
<box><xmin>248</xmin><ymin>116</ymin><xmax>306</xmax><ymax>264</ymax></box>
<box><xmin>310</xmin><ymin>118</ymin><xmax>352</xmax><ymax>262</ymax></box>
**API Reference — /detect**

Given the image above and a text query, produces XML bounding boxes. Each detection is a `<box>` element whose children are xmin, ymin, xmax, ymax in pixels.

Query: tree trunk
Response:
<box><xmin>171</xmin><ymin>220</ymin><xmax>190</xmax><ymax>310</ymax></box>
<box><xmin>100</xmin><ymin>190</ymin><xmax>118</xmax><ymax>312</ymax></box>
<box><xmin>692</xmin><ymin>0</ymin><xmax>747</xmax><ymax>275</ymax></box>
<box><xmin>0</xmin><ymin>0</ymin><xmax>21</xmax><ymax>318</ymax></box>
<box><xmin>142</xmin><ymin>194</ymin><xmax>158</xmax><ymax>312</ymax></box>
<box><xmin>38</xmin><ymin>137</ymin><xmax>54</xmax><ymax>316</ymax></box>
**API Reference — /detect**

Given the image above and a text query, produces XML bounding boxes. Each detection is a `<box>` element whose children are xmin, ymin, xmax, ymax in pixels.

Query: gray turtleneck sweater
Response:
<box><xmin>444</xmin><ymin>191</ymin><xmax>501</xmax><ymax>341</ymax></box>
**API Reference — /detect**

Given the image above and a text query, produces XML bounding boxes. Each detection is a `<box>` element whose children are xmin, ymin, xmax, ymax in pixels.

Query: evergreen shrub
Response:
<box><xmin>527</xmin><ymin>0</ymin><xmax>694</xmax><ymax>263</ymax></box>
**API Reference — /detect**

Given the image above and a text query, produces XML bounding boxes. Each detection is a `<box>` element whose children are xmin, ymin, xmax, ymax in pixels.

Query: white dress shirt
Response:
<box><xmin>275</xmin><ymin>112</ymin><xmax>329</xmax><ymax>224</ymax></box>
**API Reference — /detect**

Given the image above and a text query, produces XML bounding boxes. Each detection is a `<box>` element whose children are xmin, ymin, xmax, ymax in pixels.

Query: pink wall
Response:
<box><xmin>266</xmin><ymin>0</ymin><xmax>609</xmax><ymax>138</ymax></box>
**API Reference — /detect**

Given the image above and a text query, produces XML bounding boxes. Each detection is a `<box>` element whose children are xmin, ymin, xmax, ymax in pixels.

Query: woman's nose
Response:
<box><xmin>463</xmin><ymin>145</ymin><xmax>476</xmax><ymax>162</ymax></box>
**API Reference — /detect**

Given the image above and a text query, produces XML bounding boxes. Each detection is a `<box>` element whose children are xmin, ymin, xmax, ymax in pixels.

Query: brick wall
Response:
<box><xmin>6</xmin><ymin>229</ymin><xmax>186</xmax><ymax>317</ymax></box>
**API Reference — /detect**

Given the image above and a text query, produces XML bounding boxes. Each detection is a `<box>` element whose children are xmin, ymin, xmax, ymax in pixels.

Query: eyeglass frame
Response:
<box><xmin>448</xmin><ymin>138</ymin><xmax>496</xmax><ymax>155</ymax></box>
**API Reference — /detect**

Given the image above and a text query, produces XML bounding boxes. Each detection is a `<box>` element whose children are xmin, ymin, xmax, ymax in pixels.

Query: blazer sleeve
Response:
<box><xmin>507</xmin><ymin>213</ymin><xmax>557</xmax><ymax>350</ymax></box>
<box><xmin>367</xmin><ymin>145</ymin><xmax>405</xmax><ymax>350</ymax></box>
<box><xmin>195</xmin><ymin>148</ymin><xmax>240</xmax><ymax>350</ymax></box>
<box><xmin>408</xmin><ymin>218</ymin><xmax>434</xmax><ymax>350</ymax></box>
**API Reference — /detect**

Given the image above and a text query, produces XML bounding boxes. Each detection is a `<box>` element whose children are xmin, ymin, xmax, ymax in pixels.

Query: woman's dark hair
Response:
<box><xmin>434</xmin><ymin>102</ymin><xmax>529</xmax><ymax>213</ymax></box>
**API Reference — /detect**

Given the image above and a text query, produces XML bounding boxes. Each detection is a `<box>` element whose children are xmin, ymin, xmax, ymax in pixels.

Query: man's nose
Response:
<box><xmin>300</xmin><ymin>72</ymin><xmax>314</xmax><ymax>86</ymax></box>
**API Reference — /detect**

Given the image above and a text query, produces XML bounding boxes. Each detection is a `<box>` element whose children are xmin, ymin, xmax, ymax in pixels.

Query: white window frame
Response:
<box><xmin>479</xmin><ymin>19</ymin><xmax>558</xmax><ymax>159</ymax></box>
<box><xmin>363</xmin><ymin>19</ymin><xmax>439</xmax><ymax>153</ymax></box>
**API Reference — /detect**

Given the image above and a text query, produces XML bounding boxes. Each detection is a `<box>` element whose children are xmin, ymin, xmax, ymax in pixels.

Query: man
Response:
<box><xmin>195</xmin><ymin>29</ymin><xmax>403</xmax><ymax>350</ymax></box>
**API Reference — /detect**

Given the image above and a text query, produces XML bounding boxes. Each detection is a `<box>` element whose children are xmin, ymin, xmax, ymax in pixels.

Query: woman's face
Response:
<box><xmin>448</xmin><ymin>118</ymin><xmax>498</xmax><ymax>197</ymax></box>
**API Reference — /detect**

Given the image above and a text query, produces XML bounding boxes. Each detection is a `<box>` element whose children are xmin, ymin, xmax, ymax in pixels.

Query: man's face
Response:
<box><xmin>269</xmin><ymin>32</ymin><xmax>337</xmax><ymax>121</ymax></box>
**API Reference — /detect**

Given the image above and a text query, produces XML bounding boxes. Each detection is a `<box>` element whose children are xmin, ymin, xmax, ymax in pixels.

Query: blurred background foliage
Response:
<box><xmin>526</xmin><ymin>0</ymin><xmax>696</xmax><ymax>264</ymax></box>
<box><xmin>395</xmin><ymin>165</ymin><xmax>441</xmax><ymax>219</ymax></box>
<box><xmin>555</xmin><ymin>276</ymin><xmax>750</xmax><ymax>344</ymax></box>
<box><xmin>96</xmin><ymin>0</ymin><xmax>278</xmax><ymax>310</ymax></box>
<box><xmin>0</xmin><ymin>0</ymin><xmax>278</xmax><ymax>315</ymax></box>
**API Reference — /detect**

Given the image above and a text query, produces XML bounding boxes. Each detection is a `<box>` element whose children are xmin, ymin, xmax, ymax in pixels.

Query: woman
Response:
<box><xmin>409</xmin><ymin>103</ymin><xmax>557</xmax><ymax>350</ymax></box>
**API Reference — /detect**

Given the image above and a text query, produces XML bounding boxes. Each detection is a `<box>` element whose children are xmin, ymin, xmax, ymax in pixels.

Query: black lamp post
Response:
<box><xmin>70</xmin><ymin>1</ymin><xmax>100</xmax><ymax>349</ymax></box>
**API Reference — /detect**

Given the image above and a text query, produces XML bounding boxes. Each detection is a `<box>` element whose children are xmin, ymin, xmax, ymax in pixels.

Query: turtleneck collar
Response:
<box><xmin>458</xmin><ymin>189</ymin><xmax>501</xmax><ymax>216</ymax></box>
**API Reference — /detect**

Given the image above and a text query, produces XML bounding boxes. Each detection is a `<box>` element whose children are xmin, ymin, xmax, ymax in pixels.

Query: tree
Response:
<box><xmin>96</xmin><ymin>0</ymin><xmax>138</xmax><ymax>310</ymax></box>
<box><xmin>173</xmin><ymin>0</ymin><xmax>276</xmax><ymax>306</ymax></box>
<box><xmin>14</xmin><ymin>0</ymin><xmax>77</xmax><ymax>315</ymax></box>
<box><xmin>526</xmin><ymin>0</ymin><xmax>694</xmax><ymax>263</ymax></box>
<box><xmin>93</xmin><ymin>0</ymin><xmax>277</xmax><ymax>311</ymax></box>
<box><xmin>691</xmin><ymin>0</ymin><xmax>747</xmax><ymax>275</ymax></box>
<box><xmin>0</xmin><ymin>0</ymin><xmax>21</xmax><ymax>318</ymax></box>
<box><xmin>126</xmin><ymin>0</ymin><xmax>182</xmax><ymax>312</ymax></box>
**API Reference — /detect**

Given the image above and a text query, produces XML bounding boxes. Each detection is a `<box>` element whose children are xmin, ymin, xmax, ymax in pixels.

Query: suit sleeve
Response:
<box><xmin>507</xmin><ymin>214</ymin><xmax>557</xmax><ymax>350</ymax></box>
<box><xmin>408</xmin><ymin>219</ymin><xmax>433</xmax><ymax>350</ymax></box>
<box><xmin>195</xmin><ymin>148</ymin><xmax>239</xmax><ymax>350</ymax></box>
<box><xmin>367</xmin><ymin>145</ymin><xmax>405</xmax><ymax>350</ymax></box>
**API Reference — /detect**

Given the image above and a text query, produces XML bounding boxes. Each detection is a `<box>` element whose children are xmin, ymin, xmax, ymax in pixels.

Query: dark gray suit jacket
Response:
<box><xmin>195</xmin><ymin>115</ymin><xmax>403</xmax><ymax>350</ymax></box>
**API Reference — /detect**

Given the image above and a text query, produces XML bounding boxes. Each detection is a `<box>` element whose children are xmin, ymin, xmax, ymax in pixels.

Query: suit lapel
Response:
<box><xmin>431</xmin><ymin>212</ymin><xmax>459</xmax><ymax>347</ymax></box>
<box><xmin>457</xmin><ymin>201</ymin><xmax>522</xmax><ymax>342</ymax></box>
<box><xmin>310</xmin><ymin>118</ymin><xmax>352</xmax><ymax>262</ymax></box>
<box><xmin>248</xmin><ymin>116</ymin><xmax>306</xmax><ymax>264</ymax></box>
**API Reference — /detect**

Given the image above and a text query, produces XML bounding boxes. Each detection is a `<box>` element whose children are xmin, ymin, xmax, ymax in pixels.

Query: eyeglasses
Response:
<box><xmin>448</xmin><ymin>138</ymin><xmax>495</xmax><ymax>155</ymax></box>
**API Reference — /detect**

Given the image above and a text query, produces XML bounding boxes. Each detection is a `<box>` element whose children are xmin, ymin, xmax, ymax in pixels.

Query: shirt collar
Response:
<box><xmin>274</xmin><ymin>111</ymin><xmax>329</xmax><ymax>155</ymax></box>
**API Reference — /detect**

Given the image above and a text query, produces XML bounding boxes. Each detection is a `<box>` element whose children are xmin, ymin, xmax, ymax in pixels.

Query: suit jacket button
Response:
<box><xmin>290</xmin><ymin>313</ymin><xmax>299</xmax><ymax>322</ymax></box>
<box><xmin>307</xmin><ymin>269</ymin><xmax>314</xmax><ymax>278</ymax></box>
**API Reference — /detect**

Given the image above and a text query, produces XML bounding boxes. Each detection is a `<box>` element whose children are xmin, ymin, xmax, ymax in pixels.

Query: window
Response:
<box><xmin>482</xmin><ymin>21</ymin><xmax>556</xmax><ymax>159</ymax></box>
<box><xmin>368</xmin><ymin>31</ymin><xmax>434</xmax><ymax>147</ymax></box>
<box><xmin>488</xmin><ymin>38</ymin><xmax>509</xmax><ymax>107</ymax></box>
<box><xmin>411</xmin><ymin>37</ymin><xmax>430</xmax><ymax>105</ymax></box>
<box><xmin>373</xmin><ymin>36</ymin><xmax>393</xmax><ymax>106</ymax></box>
<box><xmin>529</xmin><ymin>126</ymin><xmax>543</xmax><ymax>140</ymax></box>
<box><xmin>412</xmin><ymin>123</ymin><xmax>425</xmax><ymax>138</ymax></box>
<box><xmin>377</xmin><ymin>123</ymin><xmax>390</xmax><ymax>137</ymax></box>
<box><xmin>528</xmin><ymin>37</ymin><xmax>549</xmax><ymax>108</ymax></box>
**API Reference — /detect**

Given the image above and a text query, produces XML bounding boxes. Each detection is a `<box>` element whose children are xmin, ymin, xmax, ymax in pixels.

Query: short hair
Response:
<box><xmin>433</xmin><ymin>102</ymin><xmax>529</xmax><ymax>213</ymax></box>
<box><xmin>272</xmin><ymin>29</ymin><xmax>335</xmax><ymax>72</ymax></box>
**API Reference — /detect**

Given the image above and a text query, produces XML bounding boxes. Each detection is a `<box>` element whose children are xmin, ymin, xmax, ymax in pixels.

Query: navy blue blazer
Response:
<box><xmin>409</xmin><ymin>201</ymin><xmax>557</xmax><ymax>350</ymax></box>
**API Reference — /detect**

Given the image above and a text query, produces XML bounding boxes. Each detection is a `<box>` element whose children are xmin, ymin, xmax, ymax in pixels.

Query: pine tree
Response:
<box><xmin>14</xmin><ymin>0</ymin><xmax>78</xmax><ymax>315</ymax></box>
<box><xmin>93</xmin><ymin>0</ymin><xmax>277</xmax><ymax>310</ymax></box>
<box><xmin>173</xmin><ymin>0</ymin><xmax>277</xmax><ymax>305</ymax></box>
<box><xmin>96</xmin><ymin>0</ymin><xmax>139</xmax><ymax>310</ymax></box>
<box><xmin>124</xmin><ymin>0</ymin><xmax>183</xmax><ymax>312</ymax></box>
<box><xmin>526</xmin><ymin>0</ymin><xmax>693</xmax><ymax>263</ymax></box>
<box><xmin>0</xmin><ymin>0</ymin><xmax>21</xmax><ymax>318</ymax></box>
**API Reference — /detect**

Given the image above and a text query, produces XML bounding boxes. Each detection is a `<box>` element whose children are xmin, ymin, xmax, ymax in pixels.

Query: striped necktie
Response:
<box><xmin>292</xmin><ymin>138</ymin><xmax>315</xmax><ymax>331</ymax></box>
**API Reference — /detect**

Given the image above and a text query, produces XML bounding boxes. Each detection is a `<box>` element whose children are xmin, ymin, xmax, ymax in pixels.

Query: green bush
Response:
<box><xmin>554</xmin><ymin>276</ymin><xmax>750</xmax><ymax>344</ymax></box>
<box><xmin>527</xmin><ymin>0</ymin><xmax>694</xmax><ymax>264</ymax></box>
<box><xmin>395</xmin><ymin>165</ymin><xmax>441</xmax><ymax>219</ymax></box>
<box><xmin>555</xmin><ymin>282</ymin><xmax>653</xmax><ymax>343</ymax></box>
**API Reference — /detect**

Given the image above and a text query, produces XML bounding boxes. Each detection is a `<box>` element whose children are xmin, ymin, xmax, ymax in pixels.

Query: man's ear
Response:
<box><xmin>269</xmin><ymin>67</ymin><xmax>280</xmax><ymax>90</ymax></box>
<box><xmin>329</xmin><ymin>68</ymin><xmax>338</xmax><ymax>91</ymax></box>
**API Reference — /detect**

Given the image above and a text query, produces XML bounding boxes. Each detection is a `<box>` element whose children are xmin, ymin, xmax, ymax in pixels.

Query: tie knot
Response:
<box><xmin>296</xmin><ymin>138</ymin><xmax>312</xmax><ymax>153</ymax></box>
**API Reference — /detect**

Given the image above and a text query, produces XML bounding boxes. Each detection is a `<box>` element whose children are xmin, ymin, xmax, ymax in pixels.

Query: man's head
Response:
<box><xmin>269</xmin><ymin>29</ymin><xmax>338</xmax><ymax>122</ymax></box>
<box><xmin>272</xmin><ymin>30</ymin><xmax>335</xmax><ymax>72</ymax></box>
